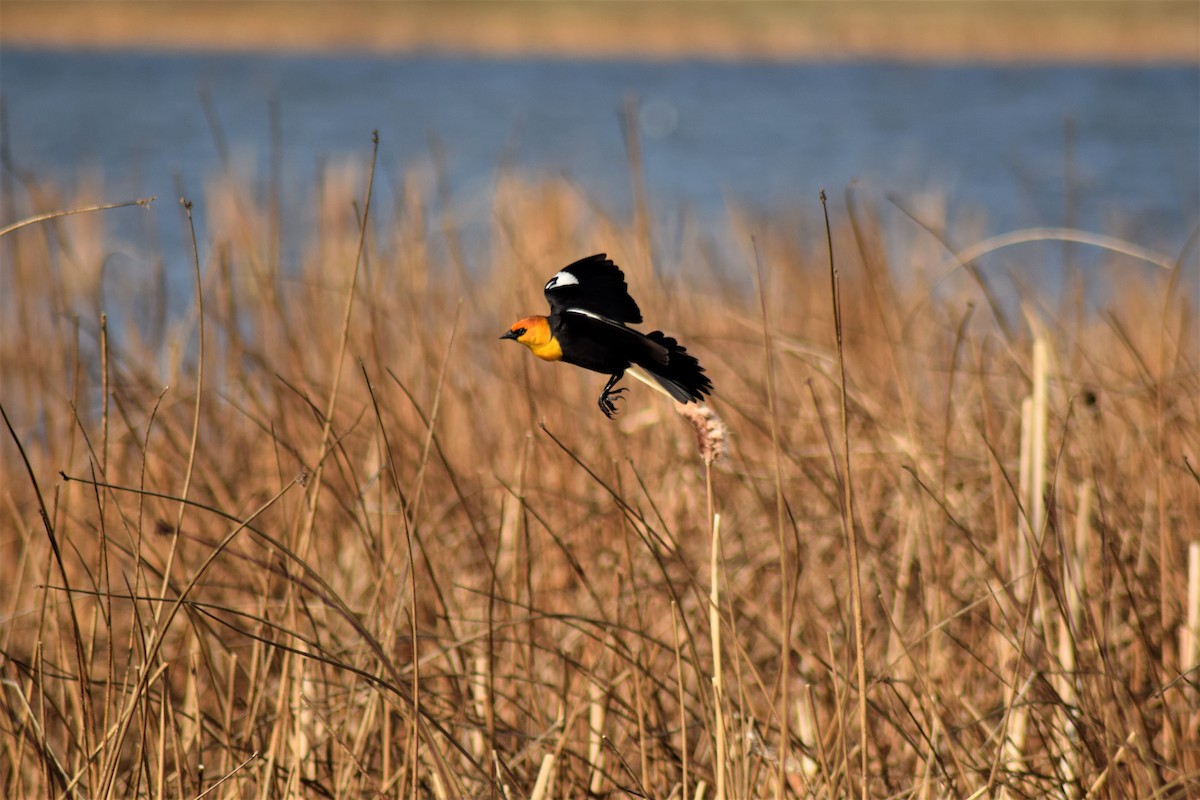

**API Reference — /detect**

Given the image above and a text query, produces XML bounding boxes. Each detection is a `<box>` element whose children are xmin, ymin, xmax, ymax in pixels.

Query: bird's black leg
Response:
<box><xmin>598</xmin><ymin>372</ymin><xmax>627</xmax><ymax>419</ymax></box>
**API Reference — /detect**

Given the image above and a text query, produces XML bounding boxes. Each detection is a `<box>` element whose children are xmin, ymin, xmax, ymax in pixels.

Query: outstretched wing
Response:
<box><xmin>543</xmin><ymin>253</ymin><xmax>643</xmax><ymax>323</ymax></box>
<box><xmin>562</xmin><ymin>309</ymin><xmax>669</xmax><ymax>366</ymax></box>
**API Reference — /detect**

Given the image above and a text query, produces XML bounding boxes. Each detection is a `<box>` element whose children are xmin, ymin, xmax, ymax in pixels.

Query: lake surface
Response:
<box><xmin>1</xmin><ymin>48</ymin><xmax>1196</xmax><ymax>286</ymax></box>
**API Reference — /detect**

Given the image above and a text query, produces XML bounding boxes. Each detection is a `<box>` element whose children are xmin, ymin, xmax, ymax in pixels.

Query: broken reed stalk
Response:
<box><xmin>529</xmin><ymin>753</ymin><xmax>555</xmax><ymax>800</ymax></box>
<box><xmin>710</xmin><ymin>511</ymin><xmax>727</xmax><ymax>800</ymax></box>
<box><xmin>588</xmin><ymin>674</ymin><xmax>608</xmax><ymax>795</ymax></box>
<box><xmin>990</xmin><ymin>333</ymin><xmax>1064</xmax><ymax>797</ymax></box>
<box><xmin>797</xmin><ymin>685</ymin><xmax>822</xmax><ymax>780</ymax></box>
<box><xmin>820</xmin><ymin>190</ymin><xmax>869</xmax><ymax>799</ymax></box>
<box><xmin>469</xmin><ymin>655</ymin><xmax>488</xmax><ymax>761</ymax></box>
<box><xmin>1184</xmin><ymin>543</ymin><xmax>1200</xmax><ymax>690</ymax></box>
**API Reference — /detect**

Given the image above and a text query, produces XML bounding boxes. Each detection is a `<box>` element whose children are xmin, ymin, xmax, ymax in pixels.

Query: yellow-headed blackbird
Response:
<box><xmin>501</xmin><ymin>253</ymin><xmax>713</xmax><ymax>418</ymax></box>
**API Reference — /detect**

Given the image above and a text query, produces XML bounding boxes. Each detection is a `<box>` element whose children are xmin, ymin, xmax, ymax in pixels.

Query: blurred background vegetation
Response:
<box><xmin>3</xmin><ymin>0</ymin><xmax>1197</xmax><ymax>62</ymax></box>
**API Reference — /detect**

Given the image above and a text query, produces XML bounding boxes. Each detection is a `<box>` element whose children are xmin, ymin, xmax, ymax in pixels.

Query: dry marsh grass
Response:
<box><xmin>2</xmin><ymin>139</ymin><xmax>1199</xmax><ymax>799</ymax></box>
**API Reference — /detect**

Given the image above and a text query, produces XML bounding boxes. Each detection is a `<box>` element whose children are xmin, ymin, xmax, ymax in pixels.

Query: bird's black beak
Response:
<box><xmin>500</xmin><ymin>330</ymin><xmax>519</xmax><ymax>340</ymax></box>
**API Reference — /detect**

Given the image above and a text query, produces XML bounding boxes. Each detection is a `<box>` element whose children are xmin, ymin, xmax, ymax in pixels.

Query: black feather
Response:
<box><xmin>633</xmin><ymin>331</ymin><xmax>713</xmax><ymax>404</ymax></box>
<box><xmin>544</xmin><ymin>253</ymin><xmax>643</xmax><ymax>323</ymax></box>
<box><xmin>551</xmin><ymin>311</ymin><xmax>664</xmax><ymax>372</ymax></box>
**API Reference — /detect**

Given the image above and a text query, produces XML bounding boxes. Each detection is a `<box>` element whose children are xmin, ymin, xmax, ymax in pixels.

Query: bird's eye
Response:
<box><xmin>514</xmin><ymin>327</ymin><xmax>527</xmax><ymax>337</ymax></box>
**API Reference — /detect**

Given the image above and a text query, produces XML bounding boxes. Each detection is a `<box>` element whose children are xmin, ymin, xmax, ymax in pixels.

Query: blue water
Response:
<box><xmin>1</xmin><ymin>48</ymin><xmax>1197</xmax><ymax>284</ymax></box>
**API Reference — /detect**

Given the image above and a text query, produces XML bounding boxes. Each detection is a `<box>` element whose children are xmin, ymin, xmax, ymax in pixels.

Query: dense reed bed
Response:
<box><xmin>2</xmin><ymin>140</ymin><xmax>1197</xmax><ymax>799</ymax></box>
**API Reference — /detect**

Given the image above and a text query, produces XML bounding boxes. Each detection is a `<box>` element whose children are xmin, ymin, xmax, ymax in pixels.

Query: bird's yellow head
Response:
<box><xmin>500</xmin><ymin>315</ymin><xmax>562</xmax><ymax>361</ymax></box>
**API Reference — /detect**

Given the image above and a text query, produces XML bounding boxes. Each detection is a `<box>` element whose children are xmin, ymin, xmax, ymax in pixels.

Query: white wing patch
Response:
<box><xmin>544</xmin><ymin>270</ymin><xmax>580</xmax><ymax>291</ymax></box>
<box><xmin>565</xmin><ymin>308</ymin><xmax>604</xmax><ymax>321</ymax></box>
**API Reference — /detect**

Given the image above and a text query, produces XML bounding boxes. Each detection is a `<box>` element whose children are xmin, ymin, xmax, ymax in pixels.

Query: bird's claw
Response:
<box><xmin>598</xmin><ymin>375</ymin><xmax>627</xmax><ymax>419</ymax></box>
<box><xmin>599</xmin><ymin>391</ymin><xmax>625</xmax><ymax>419</ymax></box>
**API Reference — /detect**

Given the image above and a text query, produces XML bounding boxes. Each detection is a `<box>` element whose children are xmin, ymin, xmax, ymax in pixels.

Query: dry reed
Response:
<box><xmin>1</xmin><ymin>142</ymin><xmax>1197</xmax><ymax>799</ymax></box>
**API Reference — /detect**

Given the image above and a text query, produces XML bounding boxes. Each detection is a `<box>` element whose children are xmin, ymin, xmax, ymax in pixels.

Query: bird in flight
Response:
<box><xmin>501</xmin><ymin>253</ymin><xmax>712</xmax><ymax>418</ymax></box>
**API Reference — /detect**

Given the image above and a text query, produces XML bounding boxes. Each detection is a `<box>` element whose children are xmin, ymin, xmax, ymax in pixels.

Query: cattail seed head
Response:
<box><xmin>675</xmin><ymin>402</ymin><xmax>729</xmax><ymax>465</ymax></box>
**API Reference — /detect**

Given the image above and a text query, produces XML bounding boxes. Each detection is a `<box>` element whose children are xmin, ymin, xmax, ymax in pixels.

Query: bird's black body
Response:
<box><xmin>549</xmin><ymin>311</ymin><xmax>709</xmax><ymax>401</ymax></box>
<box><xmin>503</xmin><ymin>253</ymin><xmax>713</xmax><ymax>418</ymax></box>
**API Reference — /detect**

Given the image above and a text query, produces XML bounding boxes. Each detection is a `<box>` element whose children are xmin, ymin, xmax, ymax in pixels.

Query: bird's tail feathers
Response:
<box><xmin>633</xmin><ymin>332</ymin><xmax>713</xmax><ymax>404</ymax></box>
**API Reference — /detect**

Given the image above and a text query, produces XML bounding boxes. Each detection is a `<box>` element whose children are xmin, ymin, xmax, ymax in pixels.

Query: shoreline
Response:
<box><xmin>2</xmin><ymin>1</ymin><xmax>1197</xmax><ymax>64</ymax></box>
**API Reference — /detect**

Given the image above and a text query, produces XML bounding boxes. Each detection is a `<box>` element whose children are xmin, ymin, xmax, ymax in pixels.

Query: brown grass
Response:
<box><xmin>1</xmin><ymin>135</ymin><xmax>1198</xmax><ymax>798</ymax></box>
<box><xmin>2</xmin><ymin>0</ymin><xmax>1198</xmax><ymax>63</ymax></box>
